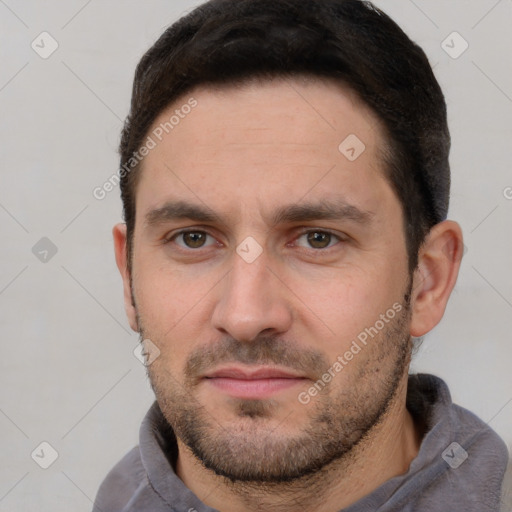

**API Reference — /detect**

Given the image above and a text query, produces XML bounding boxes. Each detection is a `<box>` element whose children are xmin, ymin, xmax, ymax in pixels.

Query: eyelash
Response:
<box><xmin>164</xmin><ymin>229</ymin><xmax>219</xmax><ymax>250</ymax></box>
<box><xmin>164</xmin><ymin>228</ymin><xmax>345</xmax><ymax>252</ymax></box>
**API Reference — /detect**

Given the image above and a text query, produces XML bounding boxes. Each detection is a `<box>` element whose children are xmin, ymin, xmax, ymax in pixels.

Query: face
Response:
<box><xmin>127</xmin><ymin>78</ymin><xmax>413</xmax><ymax>482</ymax></box>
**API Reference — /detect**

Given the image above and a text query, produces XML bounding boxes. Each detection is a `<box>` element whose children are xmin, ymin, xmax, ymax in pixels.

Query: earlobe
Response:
<box><xmin>409</xmin><ymin>220</ymin><xmax>464</xmax><ymax>338</ymax></box>
<box><xmin>112</xmin><ymin>223</ymin><xmax>139</xmax><ymax>332</ymax></box>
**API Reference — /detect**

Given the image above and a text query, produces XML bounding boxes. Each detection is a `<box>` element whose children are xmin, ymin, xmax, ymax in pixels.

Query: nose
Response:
<box><xmin>211</xmin><ymin>248</ymin><xmax>293</xmax><ymax>343</ymax></box>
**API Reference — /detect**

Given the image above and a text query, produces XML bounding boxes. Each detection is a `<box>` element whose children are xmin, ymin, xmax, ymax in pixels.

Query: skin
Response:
<box><xmin>113</xmin><ymin>77</ymin><xmax>464</xmax><ymax>512</ymax></box>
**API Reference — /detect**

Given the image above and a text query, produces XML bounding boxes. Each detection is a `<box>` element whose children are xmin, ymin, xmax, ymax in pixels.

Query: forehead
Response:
<box><xmin>135</xmin><ymin>77</ymin><xmax>397</xmax><ymax>225</ymax></box>
<box><xmin>160</xmin><ymin>76</ymin><xmax>383</xmax><ymax>155</ymax></box>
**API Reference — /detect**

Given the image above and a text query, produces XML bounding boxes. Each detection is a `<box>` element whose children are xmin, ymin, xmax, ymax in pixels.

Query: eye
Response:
<box><xmin>168</xmin><ymin>230</ymin><xmax>217</xmax><ymax>249</ymax></box>
<box><xmin>294</xmin><ymin>230</ymin><xmax>342</xmax><ymax>250</ymax></box>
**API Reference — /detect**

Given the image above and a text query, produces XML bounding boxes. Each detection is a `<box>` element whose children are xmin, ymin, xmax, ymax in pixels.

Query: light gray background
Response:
<box><xmin>0</xmin><ymin>1</ymin><xmax>511</xmax><ymax>510</ymax></box>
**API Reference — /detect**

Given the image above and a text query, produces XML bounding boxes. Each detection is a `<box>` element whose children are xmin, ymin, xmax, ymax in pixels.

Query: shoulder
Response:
<box><xmin>92</xmin><ymin>446</ymin><xmax>146</xmax><ymax>512</ymax></box>
<box><xmin>500</xmin><ymin>448</ymin><xmax>512</xmax><ymax>512</ymax></box>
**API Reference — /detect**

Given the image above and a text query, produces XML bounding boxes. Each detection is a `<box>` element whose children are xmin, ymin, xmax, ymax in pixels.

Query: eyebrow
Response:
<box><xmin>270</xmin><ymin>201</ymin><xmax>374</xmax><ymax>226</ymax></box>
<box><xmin>145</xmin><ymin>201</ymin><xmax>221</xmax><ymax>227</ymax></box>
<box><xmin>144</xmin><ymin>199</ymin><xmax>374</xmax><ymax>228</ymax></box>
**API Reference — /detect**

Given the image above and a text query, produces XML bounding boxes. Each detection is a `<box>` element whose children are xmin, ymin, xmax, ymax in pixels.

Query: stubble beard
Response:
<box><xmin>136</xmin><ymin>290</ymin><xmax>412</xmax><ymax>486</ymax></box>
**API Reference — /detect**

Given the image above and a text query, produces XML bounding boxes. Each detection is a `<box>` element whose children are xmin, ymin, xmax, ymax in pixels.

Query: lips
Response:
<box><xmin>203</xmin><ymin>366</ymin><xmax>306</xmax><ymax>399</ymax></box>
<box><xmin>205</xmin><ymin>366</ymin><xmax>302</xmax><ymax>380</ymax></box>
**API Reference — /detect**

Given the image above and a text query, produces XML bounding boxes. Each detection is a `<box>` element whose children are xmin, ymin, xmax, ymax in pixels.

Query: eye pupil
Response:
<box><xmin>183</xmin><ymin>232</ymin><xmax>206</xmax><ymax>248</ymax></box>
<box><xmin>307</xmin><ymin>232</ymin><xmax>331</xmax><ymax>249</ymax></box>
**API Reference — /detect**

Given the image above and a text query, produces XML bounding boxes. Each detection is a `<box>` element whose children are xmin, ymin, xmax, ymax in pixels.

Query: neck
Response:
<box><xmin>175</xmin><ymin>375</ymin><xmax>422</xmax><ymax>512</ymax></box>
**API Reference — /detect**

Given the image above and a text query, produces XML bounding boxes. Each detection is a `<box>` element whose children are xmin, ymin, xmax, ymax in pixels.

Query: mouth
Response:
<box><xmin>203</xmin><ymin>365</ymin><xmax>307</xmax><ymax>399</ymax></box>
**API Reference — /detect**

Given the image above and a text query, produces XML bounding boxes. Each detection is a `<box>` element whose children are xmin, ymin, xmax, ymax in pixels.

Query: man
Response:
<box><xmin>93</xmin><ymin>0</ymin><xmax>510</xmax><ymax>510</ymax></box>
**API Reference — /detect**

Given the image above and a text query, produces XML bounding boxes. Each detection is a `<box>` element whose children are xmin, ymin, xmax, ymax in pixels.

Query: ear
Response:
<box><xmin>409</xmin><ymin>220</ymin><xmax>464</xmax><ymax>337</ymax></box>
<box><xmin>113</xmin><ymin>223</ymin><xmax>139</xmax><ymax>332</ymax></box>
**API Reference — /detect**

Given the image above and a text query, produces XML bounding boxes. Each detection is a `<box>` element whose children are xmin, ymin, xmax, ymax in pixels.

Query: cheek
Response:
<box><xmin>311</xmin><ymin>281</ymin><xmax>376</xmax><ymax>343</ymax></box>
<box><xmin>296</xmin><ymin>266</ymin><xmax>405</xmax><ymax>351</ymax></box>
<box><xmin>132</xmin><ymin>260</ymin><xmax>219</xmax><ymax>360</ymax></box>
<box><xmin>133</xmin><ymin>248</ymin><xmax>199</xmax><ymax>316</ymax></box>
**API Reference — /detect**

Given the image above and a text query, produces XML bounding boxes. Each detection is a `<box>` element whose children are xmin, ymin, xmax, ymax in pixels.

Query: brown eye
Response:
<box><xmin>306</xmin><ymin>231</ymin><xmax>333</xmax><ymax>249</ymax></box>
<box><xmin>176</xmin><ymin>231</ymin><xmax>211</xmax><ymax>249</ymax></box>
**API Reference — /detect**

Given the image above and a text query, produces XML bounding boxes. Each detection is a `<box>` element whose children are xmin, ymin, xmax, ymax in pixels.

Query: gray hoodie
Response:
<box><xmin>92</xmin><ymin>374</ymin><xmax>510</xmax><ymax>511</ymax></box>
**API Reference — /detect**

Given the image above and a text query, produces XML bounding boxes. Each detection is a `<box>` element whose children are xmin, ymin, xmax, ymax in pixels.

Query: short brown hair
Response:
<box><xmin>119</xmin><ymin>0</ymin><xmax>450</xmax><ymax>272</ymax></box>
